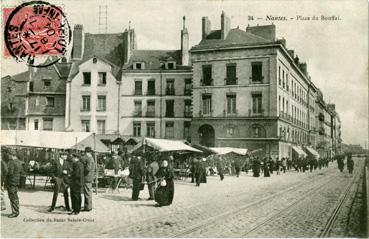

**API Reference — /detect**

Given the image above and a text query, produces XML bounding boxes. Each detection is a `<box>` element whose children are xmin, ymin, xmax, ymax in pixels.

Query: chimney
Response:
<box><xmin>277</xmin><ymin>38</ymin><xmax>286</xmax><ymax>48</ymax></box>
<box><xmin>287</xmin><ymin>50</ymin><xmax>295</xmax><ymax>58</ymax></box>
<box><xmin>299</xmin><ymin>62</ymin><xmax>307</xmax><ymax>75</ymax></box>
<box><xmin>71</xmin><ymin>24</ymin><xmax>83</xmax><ymax>60</ymax></box>
<box><xmin>202</xmin><ymin>16</ymin><xmax>211</xmax><ymax>40</ymax></box>
<box><xmin>123</xmin><ymin>28</ymin><xmax>135</xmax><ymax>64</ymax></box>
<box><xmin>221</xmin><ymin>11</ymin><xmax>231</xmax><ymax>40</ymax></box>
<box><xmin>181</xmin><ymin>16</ymin><xmax>189</xmax><ymax>66</ymax></box>
<box><xmin>294</xmin><ymin>55</ymin><xmax>299</xmax><ymax>65</ymax></box>
<box><xmin>246</xmin><ymin>24</ymin><xmax>276</xmax><ymax>41</ymax></box>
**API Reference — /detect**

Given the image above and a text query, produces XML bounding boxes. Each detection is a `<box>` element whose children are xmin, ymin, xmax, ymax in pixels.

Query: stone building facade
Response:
<box><xmin>1</xmin><ymin>73</ymin><xmax>28</xmax><ymax>130</ymax></box>
<box><xmin>26</xmin><ymin>58</ymin><xmax>71</xmax><ymax>131</ymax></box>
<box><xmin>120</xmin><ymin>17</ymin><xmax>192</xmax><ymax>140</ymax></box>
<box><xmin>190</xmin><ymin>12</ymin><xmax>320</xmax><ymax>159</ymax></box>
<box><xmin>65</xmin><ymin>25</ymin><xmax>133</xmax><ymax>134</ymax></box>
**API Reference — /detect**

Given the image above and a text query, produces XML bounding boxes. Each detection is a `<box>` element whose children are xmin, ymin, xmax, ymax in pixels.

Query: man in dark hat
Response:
<box><xmin>48</xmin><ymin>151</ymin><xmax>73</xmax><ymax>212</ymax></box>
<box><xmin>5</xmin><ymin>150</ymin><xmax>24</xmax><ymax>218</ymax></box>
<box><xmin>81</xmin><ymin>147</ymin><xmax>94</xmax><ymax>211</ymax></box>
<box><xmin>70</xmin><ymin>153</ymin><xmax>84</xmax><ymax>215</ymax></box>
<box><xmin>129</xmin><ymin>156</ymin><xmax>145</xmax><ymax>200</ymax></box>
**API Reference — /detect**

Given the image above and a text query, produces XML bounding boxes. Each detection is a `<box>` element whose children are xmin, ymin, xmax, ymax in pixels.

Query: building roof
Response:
<box><xmin>10</xmin><ymin>71</ymin><xmax>29</xmax><ymax>82</ymax></box>
<box><xmin>123</xmin><ymin>50</ymin><xmax>191</xmax><ymax>71</ymax></box>
<box><xmin>192</xmin><ymin>28</ymin><xmax>274</xmax><ymax>51</ymax></box>
<box><xmin>69</xmin><ymin>32</ymin><xmax>125</xmax><ymax>80</ymax></box>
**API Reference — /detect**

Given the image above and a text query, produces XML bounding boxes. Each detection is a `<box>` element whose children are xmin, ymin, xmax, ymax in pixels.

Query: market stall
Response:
<box><xmin>1</xmin><ymin>130</ymin><xmax>109</xmax><ymax>190</ymax></box>
<box><xmin>130</xmin><ymin>137</ymin><xmax>202</xmax><ymax>179</ymax></box>
<box><xmin>209</xmin><ymin>147</ymin><xmax>249</xmax><ymax>175</ymax></box>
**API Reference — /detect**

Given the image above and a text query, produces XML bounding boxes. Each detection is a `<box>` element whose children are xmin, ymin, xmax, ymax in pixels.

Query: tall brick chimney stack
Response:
<box><xmin>221</xmin><ymin>11</ymin><xmax>231</xmax><ymax>40</ymax></box>
<box><xmin>202</xmin><ymin>16</ymin><xmax>211</xmax><ymax>40</ymax></box>
<box><xmin>181</xmin><ymin>16</ymin><xmax>189</xmax><ymax>66</ymax></box>
<box><xmin>71</xmin><ymin>24</ymin><xmax>83</xmax><ymax>60</ymax></box>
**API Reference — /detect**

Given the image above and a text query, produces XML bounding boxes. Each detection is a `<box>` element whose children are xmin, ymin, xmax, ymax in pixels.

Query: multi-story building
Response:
<box><xmin>190</xmin><ymin>12</ymin><xmax>316</xmax><ymax>159</ymax></box>
<box><xmin>26</xmin><ymin>58</ymin><xmax>71</xmax><ymax>131</ymax></box>
<box><xmin>316</xmin><ymin>90</ymin><xmax>333</xmax><ymax>158</ymax></box>
<box><xmin>65</xmin><ymin>25</ymin><xmax>134</xmax><ymax>134</ymax></box>
<box><xmin>120</xmin><ymin>17</ymin><xmax>192</xmax><ymax>140</ymax></box>
<box><xmin>328</xmin><ymin>103</ymin><xmax>342</xmax><ymax>154</ymax></box>
<box><xmin>307</xmin><ymin>82</ymin><xmax>318</xmax><ymax>148</ymax></box>
<box><xmin>1</xmin><ymin>72</ymin><xmax>28</xmax><ymax>130</ymax></box>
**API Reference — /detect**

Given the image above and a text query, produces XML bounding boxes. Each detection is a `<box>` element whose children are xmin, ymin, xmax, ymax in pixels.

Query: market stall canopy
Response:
<box><xmin>190</xmin><ymin>144</ymin><xmax>217</xmax><ymax>155</ymax></box>
<box><xmin>210</xmin><ymin>147</ymin><xmax>248</xmax><ymax>155</ymax></box>
<box><xmin>292</xmin><ymin>146</ymin><xmax>307</xmax><ymax>157</ymax></box>
<box><xmin>0</xmin><ymin>130</ymin><xmax>109</xmax><ymax>153</ymax></box>
<box><xmin>130</xmin><ymin>137</ymin><xmax>202</xmax><ymax>153</ymax></box>
<box><xmin>304</xmin><ymin>146</ymin><xmax>320</xmax><ymax>159</ymax></box>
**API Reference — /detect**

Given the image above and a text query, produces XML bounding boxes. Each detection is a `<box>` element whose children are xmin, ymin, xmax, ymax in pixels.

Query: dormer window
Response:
<box><xmin>166</xmin><ymin>61</ymin><xmax>176</xmax><ymax>70</ymax></box>
<box><xmin>134</xmin><ymin>62</ymin><xmax>144</xmax><ymax>70</ymax></box>
<box><xmin>43</xmin><ymin>79</ymin><xmax>51</xmax><ymax>89</ymax></box>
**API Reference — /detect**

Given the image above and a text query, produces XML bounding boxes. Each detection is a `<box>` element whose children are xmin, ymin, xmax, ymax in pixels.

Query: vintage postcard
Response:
<box><xmin>0</xmin><ymin>0</ymin><xmax>368</xmax><ymax>238</ymax></box>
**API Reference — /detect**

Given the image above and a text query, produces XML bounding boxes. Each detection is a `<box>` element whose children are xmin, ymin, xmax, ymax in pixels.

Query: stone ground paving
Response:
<box><xmin>1</xmin><ymin>159</ymin><xmax>366</xmax><ymax>238</ymax></box>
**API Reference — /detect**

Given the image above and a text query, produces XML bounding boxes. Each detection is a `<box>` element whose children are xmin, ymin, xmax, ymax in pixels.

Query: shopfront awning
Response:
<box><xmin>304</xmin><ymin>146</ymin><xmax>320</xmax><ymax>159</ymax></box>
<box><xmin>209</xmin><ymin>147</ymin><xmax>248</xmax><ymax>156</ymax></box>
<box><xmin>130</xmin><ymin>137</ymin><xmax>202</xmax><ymax>153</ymax></box>
<box><xmin>292</xmin><ymin>146</ymin><xmax>307</xmax><ymax>157</ymax></box>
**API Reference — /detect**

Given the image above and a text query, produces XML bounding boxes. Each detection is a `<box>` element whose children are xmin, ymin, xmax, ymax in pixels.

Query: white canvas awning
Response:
<box><xmin>130</xmin><ymin>137</ymin><xmax>202</xmax><ymax>153</ymax></box>
<box><xmin>209</xmin><ymin>147</ymin><xmax>248</xmax><ymax>155</ymax></box>
<box><xmin>292</xmin><ymin>146</ymin><xmax>307</xmax><ymax>157</ymax></box>
<box><xmin>304</xmin><ymin>146</ymin><xmax>320</xmax><ymax>159</ymax></box>
<box><xmin>0</xmin><ymin>130</ymin><xmax>110</xmax><ymax>153</ymax></box>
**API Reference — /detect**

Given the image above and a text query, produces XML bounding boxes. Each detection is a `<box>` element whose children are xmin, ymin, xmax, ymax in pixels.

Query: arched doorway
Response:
<box><xmin>198</xmin><ymin>124</ymin><xmax>215</xmax><ymax>147</ymax></box>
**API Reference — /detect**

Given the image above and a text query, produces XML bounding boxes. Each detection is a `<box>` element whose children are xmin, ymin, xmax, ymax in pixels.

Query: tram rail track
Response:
<box><xmin>101</xmin><ymin>169</ymin><xmax>336</xmax><ymax>237</ymax></box>
<box><xmin>318</xmin><ymin>168</ymin><xmax>362</xmax><ymax>238</ymax></box>
<box><xmin>170</xmin><ymin>171</ymin><xmax>340</xmax><ymax>238</ymax></box>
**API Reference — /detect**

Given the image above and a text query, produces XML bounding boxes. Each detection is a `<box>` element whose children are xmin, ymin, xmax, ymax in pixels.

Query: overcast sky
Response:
<box><xmin>2</xmin><ymin>0</ymin><xmax>368</xmax><ymax>147</ymax></box>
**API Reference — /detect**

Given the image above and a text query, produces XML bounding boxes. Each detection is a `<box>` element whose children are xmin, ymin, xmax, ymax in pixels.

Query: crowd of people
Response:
<box><xmin>0</xmin><ymin>146</ymin><xmax>357</xmax><ymax>219</ymax></box>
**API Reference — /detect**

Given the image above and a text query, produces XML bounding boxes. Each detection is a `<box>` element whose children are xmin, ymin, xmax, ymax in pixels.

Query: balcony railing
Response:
<box><xmin>184</xmin><ymin>110</ymin><xmax>192</xmax><ymax>118</ymax></box>
<box><xmin>249</xmin><ymin>109</ymin><xmax>265</xmax><ymax>117</ymax></box>
<box><xmin>165</xmin><ymin>111</ymin><xmax>174</xmax><ymax>117</ymax></box>
<box><xmin>166</xmin><ymin>88</ymin><xmax>175</xmax><ymax>95</ymax></box>
<box><xmin>224</xmin><ymin>77</ymin><xmax>238</xmax><ymax>85</ymax></box>
<box><xmin>146</xmin><ymin>89</ymin><xmax>156</xmax><ymax>96</ymax></box>
<box><xmin>250</xmin><ymin>76</ymin><xmax>264</xmax><ymax>83</ymax></box>
<box><xmin>146</xmin><ymin>111</ymin><xmax>155</xmax><ymax>117</ymax></box>
<box><xmin>199</xmin><ymin>110</ymin><xmax>213</xmax><ymax>117</ymax></box>
<box><xmin>223</xmin><ymin>109</ymin><xmax>238</xmax><ymax>116</ymax></box>
<box><xmin>200</xmin><ymin>78</ymin><xmax>213</xmax><ymax>86</ymax></box>
<box><xmin>133</xmin><ymin>111</ymin><xmax>142</xmax><ymax>117</ymax></box>
<box><xmin>184</xmin><ymin>88</ymin><xmax>192</xmax><ymax>95</ymax></box>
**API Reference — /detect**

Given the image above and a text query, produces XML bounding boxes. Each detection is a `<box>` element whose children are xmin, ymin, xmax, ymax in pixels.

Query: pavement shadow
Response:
<box><xmin>100</xmin><ymin>194</ymin><xmax>132</xmax><ymax>201</ymax></box>
<box><xmin>22</xmin><ymin>204</ymin><xmax>54</xmax><ymax>214</ymax></box>
<box><xmin>1</xmin><ymin>212</ymin><xmax>12</xmax><ymax>217</ymax></box>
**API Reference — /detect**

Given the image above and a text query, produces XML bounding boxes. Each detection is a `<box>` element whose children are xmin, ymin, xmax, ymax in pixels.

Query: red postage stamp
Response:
<box><xmin>3</xmin><ymin>1</ymin><xmax>71</xmax><ymax>67</ymax></box>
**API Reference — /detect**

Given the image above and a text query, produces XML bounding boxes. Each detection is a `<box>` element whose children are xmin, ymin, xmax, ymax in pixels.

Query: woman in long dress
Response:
<box><xmin>155</xmin><ymin>160</ymin><xmax>175</xmax><ymax>206</ymax></box>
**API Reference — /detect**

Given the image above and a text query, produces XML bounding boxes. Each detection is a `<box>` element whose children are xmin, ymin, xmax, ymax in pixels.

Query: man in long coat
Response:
<box><xmin>48</xmin><ymin>152</ymin><xmax>73</xmax><ymax>212</ymax></box>
<box><xmin>70</xmin><ymin>153</ymin><xmax>84</xmax><ymax>215</ymax></box>
<box><xmin>129</xmin><ymin>156</ymin><xmax>145</xmax><ymax>200</ymax></box>
<box><xmin>5</xmin><ymin>150</ymin><xmax>24</xmax><ymax>218</ymax></box>
<box><xmin>81</xmin><ymin>147</ymin><xmax>94</xmax><ymax>211</ymax></box>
